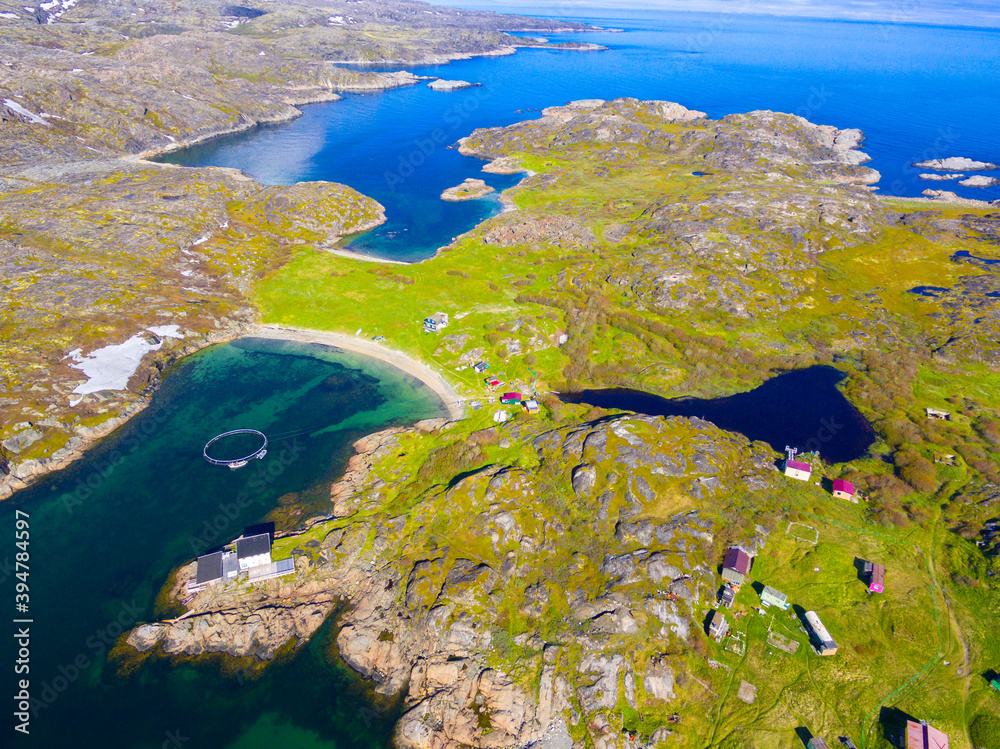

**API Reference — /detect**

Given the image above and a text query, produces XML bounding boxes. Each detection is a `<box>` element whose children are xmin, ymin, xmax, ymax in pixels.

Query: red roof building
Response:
<box><xmin>784</xmin><ymin>459</ymin><xmax>812</xmax><ymax>481</ymax></box>
<box><xmin>722</xmin><ymin>547</ymin><xmax>751</xmax><ymax>587</ymax></box>
<box><xmin>906</xmin><ymin>721</ymin><xmax>949</xmax><ymax>749</ymax></box>
<box><xmin>832</xmin><ymin>479</ymin><xmax>856</xmax><ymax>501</ymax></box>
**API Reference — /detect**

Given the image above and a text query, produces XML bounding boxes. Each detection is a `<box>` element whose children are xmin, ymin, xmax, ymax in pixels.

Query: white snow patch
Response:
<box><xmin>71</xmin><ymin>67</ymin><xmax>83</xmax><ymax>72</ymax></box>
<box><xmin>64</xmin><ymin>327</ymin><xmax>183</xmax><ymax>398</ymax></box>
<box><xmin>23</xmin><ymin>7</ymin><xmax>33</xmax><ymax>12</ymax></box>
<box><xmin>40</xmin><ymin>1</ymin><xmax>58</xmax><ymax>10</ymax></box>
<box><xmin>165</xmin><ymin>135</ymin><xmax>175</xmax><ymax>142</ymax></box>
<box><xmin>191</xmin><ymin>236</ymin><xmax>208</xmax><ymax>246</ymax></box>
<box><xmin>146</xmin><ymin>325</ymin><xmax>184</xmax><ymax>339</ymax></box>
<box><xmin>0</xmin><ymin>12</ymin><xmax>20</xmax><ymax>18</ymax></box>
<box><xmin>3</xmin><ymin>98</ymin><xmax>48</xmax><ymax>125</ymax></box>
<box><xmin>66</xmin><ymin>336</ymin><xmax>162</xmax><ymax>396</ymax></box>
<box><xmin>180</xmin><ymin>270</ymin><xmax>194</xmax><ymax>277</ymax></box>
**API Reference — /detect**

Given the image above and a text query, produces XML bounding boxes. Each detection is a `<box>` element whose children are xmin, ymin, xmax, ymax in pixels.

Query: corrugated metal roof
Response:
<box><xmin>805</xmin><ymin>611</ymin><xmax>835</xmax><ymax>647</ymax></box>
<box><xmin>871</xmin><ymin>563</ymin><xmax>885</xmax><ymax>589</ymax></box>
<box><xmin>786</xmin><ymin>459</ymin><xmax>812</xmax><ymax>472</ymax></box>
<box><xmin>762</xmin><ymin>585</ymin><xmax>788</xmax><ymax>604</ymax></box>
<box><xmin>832</xmin><ymin>478</ymin><xmax>855</xmax><ymax>494</ymax></box>
<box><xmin>237</xmin><ymin>532</ymin><xmax>271</xmax><ymax>559</ymax></box>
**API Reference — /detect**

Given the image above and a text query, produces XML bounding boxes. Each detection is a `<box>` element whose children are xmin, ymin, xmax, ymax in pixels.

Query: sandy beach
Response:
<box><xmin>251</xmin><ymin>324</ymin><xmax>465</xmax><ymax>420</ymax></box>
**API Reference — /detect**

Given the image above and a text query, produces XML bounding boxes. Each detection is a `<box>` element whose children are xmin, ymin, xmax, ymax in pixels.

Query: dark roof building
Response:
<box><xmin>196</xmin><ymin>551</ymin><xmax>224</xmax><ymax>586</ymax></box>
<box><xmin>868</xmin><ymin>563</ymin><xmax>886</xmax><ymax>593</ymax></box>
<box><xmin>236</xmin><ymin>532</ymin><xmax>272</xmax><ymax>571</ymax></box>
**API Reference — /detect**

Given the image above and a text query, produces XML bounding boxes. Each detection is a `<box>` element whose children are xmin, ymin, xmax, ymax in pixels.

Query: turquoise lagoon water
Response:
<box><xmin>2</xmin><ymin>338</ymin><xmax>447</xmax><ymax>747</ymax></box>
<box><xmin>163</xmin><ymin>9</ymin><xmax>1000</xmax><ymax>260</ymax></box>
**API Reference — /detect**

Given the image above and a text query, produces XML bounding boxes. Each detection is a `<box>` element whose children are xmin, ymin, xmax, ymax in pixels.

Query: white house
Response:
<box><xmin>236</xmin><ymin>532</ymin><xmax>272</xmax><ymax>571</ymax></box>
<box><xmin>783</xmin><ymin>459</ymin><xmax>812</xmax><ymax>481</ymax></box>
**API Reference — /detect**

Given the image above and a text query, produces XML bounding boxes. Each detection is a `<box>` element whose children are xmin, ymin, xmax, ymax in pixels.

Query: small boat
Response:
<box><xmin>256</xmin><ymin>449</ymin><xmax>267</xmax><ymax>460</ymax></box>
<box><xmin>228</xmin><ymin>460</ymin><xmax>248</xmax><ymax>470</ymax></box>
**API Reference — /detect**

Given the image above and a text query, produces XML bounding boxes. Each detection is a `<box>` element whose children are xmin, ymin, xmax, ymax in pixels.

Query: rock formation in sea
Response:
<box><xmin>428</xmin><ymin>79</ymin><xmax>482</xmax><ymax>91</ymax></box>
<box><xmin>913</xmin><ymin>156</ymin><xmax>999</xmax><ymax>171</ymax></box>
<box><xmin>441</xmin><ymin>178</ymin><xmax>496</xmax><ymax>201</ymax></box>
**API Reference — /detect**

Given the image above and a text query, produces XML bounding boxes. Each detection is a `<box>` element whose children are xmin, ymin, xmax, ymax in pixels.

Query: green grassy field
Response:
<box><xmin>251</xmin><ymin>104</ymin><xmax>1000</xmax><ymax>747</ymax></box>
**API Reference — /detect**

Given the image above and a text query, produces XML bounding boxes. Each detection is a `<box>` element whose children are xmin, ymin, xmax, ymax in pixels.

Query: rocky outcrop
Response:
<box><xmin>441</xmin><ymin>178</ymin><xmax>495</xmax><ymax>201</ymax></box>
<box><xmin>913</xmin><ymin>157</ymin><xmax>999</xmax><ymax>171</ymax></box>
<box><xmin>428</xmin><ymin>79</ymin><xmax>481</xmax><ymax>92</ymax></box>
<box><xmin>959</xmin><ymin>175</ymin><xmax>1000</xmax><ymax>188</ymax></box>
<box><xmin>130</xmin><ymin>411</ymin><xmax>777</xmax><ymax>749</ymax></box>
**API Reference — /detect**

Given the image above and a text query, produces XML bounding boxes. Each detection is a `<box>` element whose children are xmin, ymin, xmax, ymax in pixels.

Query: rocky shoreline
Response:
<box><xmin>127</xmin><ymin>413</ymin><xmax>773</xmax><ymax>749</ymax></box>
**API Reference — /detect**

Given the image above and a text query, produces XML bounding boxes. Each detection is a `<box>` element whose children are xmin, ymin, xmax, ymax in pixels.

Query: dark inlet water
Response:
<box><xmin>162</xmin><ymin>10</ymin><xmax>1000</xmax><ymax>261</ymax></box>
<box><xmin>2</xmin><ymin>337</ymin><xmax>447</xmax><ymax>748</ymax></box>
<box><xmin>563</xmin><ymin>366</ymin><xmax>876</xmax><ymax>463</ymax></box>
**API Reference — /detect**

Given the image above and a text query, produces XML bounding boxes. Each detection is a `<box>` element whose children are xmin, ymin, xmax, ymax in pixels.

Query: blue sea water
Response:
<box><xmin>163</xmin><ymin>9</ymin><xmax>1000</xmax><ymax>261</ymax></box>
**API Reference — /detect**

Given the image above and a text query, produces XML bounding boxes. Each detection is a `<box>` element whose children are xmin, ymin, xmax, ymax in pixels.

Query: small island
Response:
<box><xmin>440</xmin><ymin>177</ymin><xmax>495</xmax><ymax>201</ymax></box>
<box><xmin>959</xmin><ymin>175</ymin><xmax>1000</xmax><ymax>188</ymax></box>
<box><xmin>913</xmin><ymin>156</ymin><xmax>999</xmax><ymax>171</ymax></box>
<box><xmin>427</xmin><ymin>79</ymin><xmax>481</xmax><ymax>91</ymax></box>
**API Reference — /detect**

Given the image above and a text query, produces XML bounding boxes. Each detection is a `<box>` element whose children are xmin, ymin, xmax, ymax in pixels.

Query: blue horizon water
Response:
<box><xmin>162</xmin><ymin>9</ymin><xmax>1000</xmax><ymax>261</ymax></box>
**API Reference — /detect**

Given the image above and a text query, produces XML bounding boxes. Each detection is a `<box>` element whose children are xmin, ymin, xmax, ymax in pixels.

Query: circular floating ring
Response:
<box><xmin>203</xmin><ymin>429</ymin><xmax>268</xmax><ymax>469</ymax></box>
